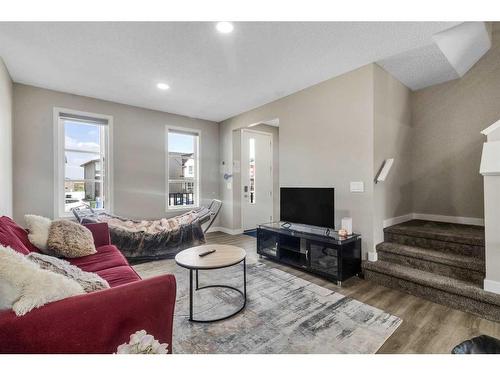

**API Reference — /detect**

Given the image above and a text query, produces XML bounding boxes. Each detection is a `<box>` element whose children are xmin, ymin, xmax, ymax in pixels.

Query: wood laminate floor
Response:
<box><xmin>137</xmin><ymin>231</ymin><xmax>500</xmax><ymax>354</ymax></box>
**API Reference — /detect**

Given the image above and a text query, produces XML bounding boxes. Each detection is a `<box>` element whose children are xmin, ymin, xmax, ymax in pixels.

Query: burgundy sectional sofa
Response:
<box><xmin>0</xmin><ymin>216</ymin><xmax>176</xmax><ymax>354</ymax></box>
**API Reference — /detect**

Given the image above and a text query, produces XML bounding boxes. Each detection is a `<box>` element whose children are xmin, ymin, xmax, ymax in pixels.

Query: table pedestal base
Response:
<box><xmin>188</xmin><ymin>258</ymin><xmax>247</xmax><ymax>323</ymax></box>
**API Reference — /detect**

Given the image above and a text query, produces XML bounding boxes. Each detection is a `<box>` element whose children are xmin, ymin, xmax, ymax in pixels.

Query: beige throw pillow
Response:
<box><xmin>28</xmin><ymin>252</ymin><xmax>109</xmax><ymax>292</ymax></box>
<box><xmin>0</xmin><ymin>245</ymin><xmax>85</xmax><ymax>316</ymax></box>
<box><xmin>47</xmin><ymin>220</ymin><xmax>96</xmax><ymax>258</ymax></box>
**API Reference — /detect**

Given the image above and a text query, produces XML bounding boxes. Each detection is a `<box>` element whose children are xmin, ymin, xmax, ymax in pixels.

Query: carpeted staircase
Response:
<box><xmin>363</xmin><ymin>220</ymin><xmax>500</xmax><ymax>322</ymax></box>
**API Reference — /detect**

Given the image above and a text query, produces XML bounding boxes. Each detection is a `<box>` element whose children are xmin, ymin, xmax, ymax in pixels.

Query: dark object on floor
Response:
<box><xmin>243</xmin><ymin>229</ymin><xmax>257</xmax><ymax>238</ymax></box>
<box><xmin>71</xmin><ymin>202</ymin><xmax>223</xmax><ymax>262</ymax></box>
<box><xmin>452</xmin><ymin>335</ymin><xmax>500</xmax><ymax>354</ymax></box>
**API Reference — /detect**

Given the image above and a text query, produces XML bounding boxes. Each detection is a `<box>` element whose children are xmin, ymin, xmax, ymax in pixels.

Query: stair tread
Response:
<box><xmin>376</xmin><ymin>242</ymin><xmax>485</xmax><ymax>272</ymax></box>
<box><xmin>384</xmin><ymin>220</ymin><xmax>484</xmax><ymax>246</ymax></box>
<box><xmin>362</xmin><ymin>260</ymin><xmax>500</xmax><ymax>307</ymax></box>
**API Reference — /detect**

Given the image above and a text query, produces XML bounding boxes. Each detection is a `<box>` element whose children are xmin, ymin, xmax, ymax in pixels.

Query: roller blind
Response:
<box><xmin>168</xmin><ymin>129</ymin><xmax>199</xmax><ymax>137</ymax></box>
<box><xmin>59</xmin><ymin>113</ymin><xmax>109</xmax><ymax>125</ymax></box>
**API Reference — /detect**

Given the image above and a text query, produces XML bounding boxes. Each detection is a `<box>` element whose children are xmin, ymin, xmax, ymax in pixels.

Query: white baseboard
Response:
<box><xmin>484</xmin><ymin>279</ymin><xmax>500</xmax><ymax>294</ymax></box>
<box><xmin>211</xmin><ymin>214</ymin><xmax>484</xmax><ymax>237</ymax></box>
<box><xmin>207</xmin><ymin>227</ymin><xmax>244</xmax><ymax>235</ymax></box>
<box><xmin>383</xmin><ymin>213</ymin><xmax>484</xmax><ymax>227</ymax></box>
<box><xmin>412</xmin><ymin>213</ymin><xmax>484</xmax><ymax>226</ymax></box>
<box><xmin>383</xmin><ymin>213</ymin><xmax>413</xmax><ymax>228</ymax></box>
<box><xmin>367</xmin><ymin>252</ymin><xmax>378</xmax><ymax>262</ymax></box>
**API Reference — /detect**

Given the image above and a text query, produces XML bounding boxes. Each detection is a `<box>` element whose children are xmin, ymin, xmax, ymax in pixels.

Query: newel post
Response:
<box><xmin>480</xmin><ymin>119</ymin><xmax>500</xmax><ymax>294</ymax></box>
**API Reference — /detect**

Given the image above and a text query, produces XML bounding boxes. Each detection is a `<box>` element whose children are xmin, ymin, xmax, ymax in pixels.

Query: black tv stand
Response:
<box><xmin>257</xmin><ymin>222</ymin><xmax>361</xmax><ymax>285</ymax></box>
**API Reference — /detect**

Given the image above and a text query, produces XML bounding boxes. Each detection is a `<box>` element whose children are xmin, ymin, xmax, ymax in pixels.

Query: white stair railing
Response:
<box><xmin>480</xmin><ymin>119</ymin><xmax>500</xmax><ymax>294</ymax></box>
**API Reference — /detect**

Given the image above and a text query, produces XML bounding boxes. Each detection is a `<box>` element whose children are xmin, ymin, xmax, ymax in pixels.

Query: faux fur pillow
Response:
<box><xmin>47</xmin><ymin>220</ymin><xmax>96</xmax><ymax>258</ymax></box>
<box><xmin>0</xmin><ymin>245</ymin><xmax>84</xmax><ymax>316</ymax></box>
<box><xmin>24</xmin><ymin>214</ymin><xmax>52</xmax><ymax>251</ymax></box>
<box><xmin>28</xmin><ymin>252</ymin><xmax>109</xmax><ymax>292</ymax></box>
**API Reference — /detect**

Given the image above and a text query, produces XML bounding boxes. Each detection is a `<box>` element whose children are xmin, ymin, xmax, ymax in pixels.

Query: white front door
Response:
<box><xmin>241</xmin><ymin>129</ymin><xmax>273</xmax><ymax>231</ymax></box>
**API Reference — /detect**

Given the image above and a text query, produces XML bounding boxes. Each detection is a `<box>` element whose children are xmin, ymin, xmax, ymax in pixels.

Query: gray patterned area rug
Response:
<box><xmin>172</xmin><ymin>262</ymin><xmax>402</xmax><ymax>353</ymax></box>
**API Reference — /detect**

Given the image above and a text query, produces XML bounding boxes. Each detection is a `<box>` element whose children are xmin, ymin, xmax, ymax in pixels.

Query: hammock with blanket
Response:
<box><xmin>72</xmin><ymin>205</ymin><xmax>215</xmax><ymax>262</ymax></box>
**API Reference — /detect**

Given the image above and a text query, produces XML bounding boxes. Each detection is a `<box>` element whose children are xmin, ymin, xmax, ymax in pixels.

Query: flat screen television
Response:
<box><xmin>280</xmin><ymin>187</ymin><xmax>335</xmax><ymax>229</ymax></box>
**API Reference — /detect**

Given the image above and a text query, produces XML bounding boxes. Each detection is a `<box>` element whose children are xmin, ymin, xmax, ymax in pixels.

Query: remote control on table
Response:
<box><xmin>199</xmin><ymin>249</ymin><xmax>216</xmax><ymax>257</ymax></box>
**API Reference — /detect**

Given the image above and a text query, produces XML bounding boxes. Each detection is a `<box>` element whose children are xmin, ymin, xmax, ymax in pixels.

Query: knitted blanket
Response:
<box><xmin>77</xmin><ymin>210</ymin><xmax>207</xmax><ymax>261</ymax></box>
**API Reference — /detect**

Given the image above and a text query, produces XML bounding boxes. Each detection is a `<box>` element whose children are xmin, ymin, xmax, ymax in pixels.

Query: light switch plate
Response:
<box><xmin>350</xmin><ymin>181</ymin><xmax>364</xmax><ymax>193</ymax></box>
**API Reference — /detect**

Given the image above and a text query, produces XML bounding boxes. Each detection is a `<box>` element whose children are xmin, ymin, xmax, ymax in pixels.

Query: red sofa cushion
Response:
<box><xmin>0</xmin><ymin>216</ymin><xmax>40</xmax><ymax>254</ymax></box>
<box><xmin>83</xmin><ymin>223</ymin><xmax>111</xmax><ymax>248</ymax></box>
<box><xmin>69</xmin><ymin>244</ymin><xmax>129</xmax><ymax>273</ymax></box>
<box><xmin>96</xmin><ymin>266</ymin><xmax>141</xmax><ymax>287</ymax></box>
<box><xmin>0</xmin><ymin>274</ymin><xmax>176</xmax><ymax>354</ymax></box>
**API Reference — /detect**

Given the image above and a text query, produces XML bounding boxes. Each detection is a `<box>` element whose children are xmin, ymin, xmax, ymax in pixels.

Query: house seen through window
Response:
<box><xmin>57</xmin><ymin>112</ymin><xmax>110</xmax><ymax>215</ymax></box>
<box><xmin>167</xmin><ymin>128</ymin><xmax>199</xmax><ymax>209</ymax></box>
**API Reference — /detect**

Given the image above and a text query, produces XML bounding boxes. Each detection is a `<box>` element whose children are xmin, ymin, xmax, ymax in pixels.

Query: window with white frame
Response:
<box><xmin>55</xmin><ymin>109</ymin><xmax>112</xmax><ymax>217</ymax></box>
<box><xmin>166</xmin><ymin>128</ymin><xmax>199</xmax><ymax>210</ymax></box>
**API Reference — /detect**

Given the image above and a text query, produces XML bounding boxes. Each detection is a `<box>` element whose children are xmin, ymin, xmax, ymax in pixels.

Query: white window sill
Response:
<box><xmin>57</xmin><ymin>213</ymin><xmax>77</xmax><ymax>221</ymax></box>
<box><xmin>167</xmin><ymin>205</ymin><xmax>199</xmax><ymax>212</ymax></box>
<box><xmin>58</xmin><ymin>208</ymin><xmax>106</xmax><ymax>220</ymax></box>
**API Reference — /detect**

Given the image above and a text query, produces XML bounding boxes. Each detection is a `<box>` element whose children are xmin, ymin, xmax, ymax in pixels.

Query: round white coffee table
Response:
<box><xmin>175</xmin><ymin>244</ymin><xmax>247</xmax><ymax>323</ymax></box>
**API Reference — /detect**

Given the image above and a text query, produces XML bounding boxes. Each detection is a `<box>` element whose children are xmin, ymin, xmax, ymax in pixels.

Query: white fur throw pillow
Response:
<box><xmin>24</xmin><ymin>214</ymin><xmax>52</xmax><ymax>251</ymax></box>
<box><xmin>28</xmin><ymin>252</ymin><xmax>109</xmax><ymax>292</ymax></box>
<box><xmin>0</xmin><ymin>245</ymin><xmax>85</xmax><ymax>316</ymax></box>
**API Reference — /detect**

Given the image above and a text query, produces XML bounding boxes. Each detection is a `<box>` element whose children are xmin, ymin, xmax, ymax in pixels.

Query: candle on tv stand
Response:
<box><xmin>341</xmin><ymin>217</ymin><xmax>353</xmax><ymax>235</ymax></box>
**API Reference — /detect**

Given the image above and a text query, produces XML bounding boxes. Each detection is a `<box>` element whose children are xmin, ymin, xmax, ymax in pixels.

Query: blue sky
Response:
<box><xmin>64</xmin><ymin>121</ymin><xmax>194</xmax><ymax>180</ymax></box>
<box><xmin>65</xmin><ymin>121</ymin><xmax>100</xmax><ymax>180</ymax></box>
<box><xmin>65</xmin><ymin>121</ymin><xmax>100</xmax><ymax>149</ymax></box>
<box><xmin>168</xmin><ymin>132</ymin><xmax>194</xmax><ymax>153</ymax></box>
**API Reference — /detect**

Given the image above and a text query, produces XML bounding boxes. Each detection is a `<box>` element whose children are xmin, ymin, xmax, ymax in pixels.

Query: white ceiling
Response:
<box><xmin>377</xmin><ymin>43</ymin><xmax>460</xmax><ymax>91</ymax></box>
<box><xmin>379</xmin><ymin>22</ymin><xmax>492</xmax><ymax>90</ymax></box>
<box><xmin>433</xmin><ymin>22</ymin><xmax>492</xmax><ymax>77</ymax></box>
<box><xmin>0</xmin><ymin>22</ymin><xmax>462</xmax><ymax>122</ymax></box>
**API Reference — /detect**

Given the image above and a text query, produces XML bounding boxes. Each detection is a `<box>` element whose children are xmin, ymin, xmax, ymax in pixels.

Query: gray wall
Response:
<box><xmin>373</xmin><ymin>64</ymin><xmax>413</xmax><ymax>245</ymax></box>
<box><xmin>0</xmin><ymin>58</ymin><xmax>13</xmax><ymax>217</ymax></box>
<box><xmin>219</xmin><ymin>65</ymin><xmax>376</xmax><ymax>255</ymax></box>
<box><xmin>219</xmin><ymin>64</ymin><xmax>415</xmax><ymax>255</ymax></box>
<box><xmin>411</xmin><ymin>23</ymin><xmax>500</xmax><ymax>219</ymax></box>
<box><xmin>12</xmin><ymin>84</ymin><xmax>219</xmax><ymax>223</ymax></box>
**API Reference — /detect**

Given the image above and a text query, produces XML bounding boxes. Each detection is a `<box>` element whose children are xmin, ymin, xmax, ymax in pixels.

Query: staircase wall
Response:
<box><xmin>411</xmin><ymin>23</ymin><xmax>500</xmax><ymax>220</ymax></box>
<box><xmin>373</xmin><ymin>65</ymin><xmax>413</xmax><ymax>253</ymax></box>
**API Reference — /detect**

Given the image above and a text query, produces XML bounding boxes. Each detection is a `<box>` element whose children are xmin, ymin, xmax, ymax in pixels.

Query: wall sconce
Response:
<box><xmin>375</xmin><ymin>158</ymin><xmax>394</xmax><ymax>183</ymax></box>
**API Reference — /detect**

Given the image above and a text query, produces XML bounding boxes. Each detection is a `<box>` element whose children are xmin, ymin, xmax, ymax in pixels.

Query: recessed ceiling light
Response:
<box><xmin>216</xmin><ymin>22</ymin><xmax>234</xmax><ymax>34</ymax></box>
<box><xmin>157</xmin><ymin>82</ymin><xmax>170</xmax><ymax>90</ymax></box>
